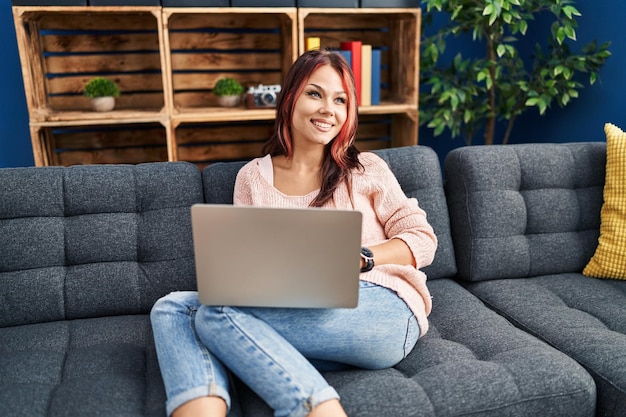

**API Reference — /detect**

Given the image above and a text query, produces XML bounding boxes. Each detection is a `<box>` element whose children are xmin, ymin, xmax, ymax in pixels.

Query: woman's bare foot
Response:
<box><xmin>171</xmin><ymin>396</ymin><xmax>227</xmax><ymax>417</ymax></box>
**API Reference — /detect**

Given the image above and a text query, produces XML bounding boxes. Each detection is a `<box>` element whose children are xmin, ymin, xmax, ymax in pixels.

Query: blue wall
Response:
<box><xmin>1</xmin><ymin>1</ymin><xmax>623</xmax><ymax>168</ymax></box>
<box><xmin>2</xmin><ymin>0</ymin><xmax>33</xmax><ymax>168</ymax></box>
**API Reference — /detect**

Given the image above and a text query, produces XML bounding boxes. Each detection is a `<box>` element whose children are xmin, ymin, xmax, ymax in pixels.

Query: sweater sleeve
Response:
<box><xmin>233</xmin><ymin>160</ymin><xmax>255</xmax><ymax>206</ymax></box>
<box><xmin>361</xmin><ymin>153</ymin><xmax>438</xmax><ymax>270</ymax></box>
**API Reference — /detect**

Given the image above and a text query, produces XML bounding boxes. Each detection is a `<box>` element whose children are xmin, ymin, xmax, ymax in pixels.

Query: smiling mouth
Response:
<box><xmin>312</xmin><ymin>119</ymin><xmax>333</xmax><ymax>129</ymax></box>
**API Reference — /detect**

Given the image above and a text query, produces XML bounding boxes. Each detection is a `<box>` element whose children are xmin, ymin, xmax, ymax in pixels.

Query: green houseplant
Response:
<box><xmin>213</xmin><ymin>77</ymin><xmax>244</xmax><ymax>107</ymax></box>
<box><xmin>420</xmin><ymin>0</ymin><xmax>611</xmax><ymax>145</ymax></box>
<box><xmin>84</xmin><ymin>77</ymin><xmax>120</xmax><ymax>112</ymax></box>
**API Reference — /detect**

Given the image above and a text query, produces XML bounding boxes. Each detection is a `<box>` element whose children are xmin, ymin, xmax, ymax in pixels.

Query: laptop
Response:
<box><xmin>191</xmin><ymin>204</ymin><xmax>362</xmax><ymax>309</ymax></box>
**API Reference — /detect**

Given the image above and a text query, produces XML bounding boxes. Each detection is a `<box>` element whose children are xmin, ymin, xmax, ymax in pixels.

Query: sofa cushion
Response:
<box><xmin>464</xmin><ymin>273</ymin><xmax>626</xmax><ymax>417</ymax></box>
<box><xmin>0</xmin><ymin>162</ymin><xmax>203</xmax><ymax>327</ymax></box>
<box><xmin>202</xmin><ymin>145</ymin><xmax>457</xmax><ymax>280</ymax></box>
<box><xmin>0</xmin><ymin>315</ymin><xmax>167</xmax><ymax>417</ymax></box>
<box><xmin>233</xmin><ymin>279</ymin><xmax>597</xmax><ymax>417</ymax></box>
<box><xmin>584</xmin><ymin>123</ymin><xmax>626</xmax><ymax>279</ymax></box>
<box><xmin>444</xmin><ymin>142</ymin><xmax>605</xmax><ymax>281</ymax></box>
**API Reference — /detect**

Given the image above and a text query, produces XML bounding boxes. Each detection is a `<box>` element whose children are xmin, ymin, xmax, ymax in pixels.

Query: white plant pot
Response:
<box><xmin>217</xmin><ymin>95</ymin><xmax>241</xmax><ymax>107</ymax></box>
<box><xmin>90</xmin><ymin>96</ymin><xmax>116</xmax><ymax>112</ymax></box>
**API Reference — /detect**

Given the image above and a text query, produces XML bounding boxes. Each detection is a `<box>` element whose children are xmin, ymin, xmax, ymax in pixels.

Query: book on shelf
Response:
<box><xmin>338</xmin><ymin>50</ymin><xmax>352</xmax><ymax>67</ymax></box>
<box><xmin>340</xmin><ymin>41</ymin><xmax>362</xmax><ymax>106</ymax></box>
<box><xmin>361</xmin><ymin>44</ymin><xmax>372</xmax><ymax>106</ymax></box>
<box><xmin>371</xmin><ymin>48</ymin><xmax>381</xmax><ymax>105</ymax></box>
<box><xmin>306</xmin><ymin>37</ymin><xmax>320</xmax><ymax>51</ymax></box>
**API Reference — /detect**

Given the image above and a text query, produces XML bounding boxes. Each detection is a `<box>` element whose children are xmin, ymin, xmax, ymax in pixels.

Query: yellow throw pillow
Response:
<box><xmin>583</xmin><ymin>123</ymin><xmax>626</xmax><ymax>279</ymax></box>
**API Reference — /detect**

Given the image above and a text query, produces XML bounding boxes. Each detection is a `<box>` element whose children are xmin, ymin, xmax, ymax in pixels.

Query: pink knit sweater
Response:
<box><xmin>234</xmin><ymin>152</ymin><xmax>438</xmax><ymax>337</ymax></box>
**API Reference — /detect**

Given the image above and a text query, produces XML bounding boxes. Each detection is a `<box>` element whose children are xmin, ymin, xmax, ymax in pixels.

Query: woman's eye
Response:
<box><xmin>335</xmin><ymin>97</ymin><xmax>347</xmax><ymax>104</ymax></box>
<box><xmin>307</xmin><ymin>90</ymin><xmax>321</xmax><ymax>98</ymax></box>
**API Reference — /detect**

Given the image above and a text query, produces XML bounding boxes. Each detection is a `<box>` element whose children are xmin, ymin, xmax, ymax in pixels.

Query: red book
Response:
<box><xmin>340</xmin><ymin>41</ymin><xmax>362</xmax><ymax>106</ymax></box>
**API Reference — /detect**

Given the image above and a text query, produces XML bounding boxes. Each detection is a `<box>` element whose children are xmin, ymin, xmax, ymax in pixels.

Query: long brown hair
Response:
<box><xmin>262</xmin><ymin>49</ymin><xmax>361</xmax><ymax>207</ymax></box>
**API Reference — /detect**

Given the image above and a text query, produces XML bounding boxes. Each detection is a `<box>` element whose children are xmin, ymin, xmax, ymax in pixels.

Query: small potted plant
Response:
<box><xmin>84</xmin><ymin>77</ymin><xmax>121</xmax><ymax>112</ymax></box>
<box><xmin>213</xmin><ymin>77</ymin><xmax>244</xmax><ymax>107</ymax></box>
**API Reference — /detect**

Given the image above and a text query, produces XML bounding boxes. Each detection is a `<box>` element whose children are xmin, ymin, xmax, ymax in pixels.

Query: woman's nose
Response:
<box><xmin>320</xmin><ymin>100</ymin><xmax>335</xmax><ymax>116</ymax></box>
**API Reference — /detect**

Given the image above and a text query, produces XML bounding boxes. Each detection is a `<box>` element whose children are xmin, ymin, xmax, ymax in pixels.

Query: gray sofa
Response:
<box><xmin>0</xmin><ymin>143</ymin><xmax>622</xmax><ymax>417</ymax></box>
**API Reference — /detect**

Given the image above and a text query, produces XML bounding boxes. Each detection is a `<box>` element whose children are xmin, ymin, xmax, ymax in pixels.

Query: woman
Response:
<box><xmin>151</xmin><ymin>49</ymin><xmax>437</xmax><ymax>417</ymax></box>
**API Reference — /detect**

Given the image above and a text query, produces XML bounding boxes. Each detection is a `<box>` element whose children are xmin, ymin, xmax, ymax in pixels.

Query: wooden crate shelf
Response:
<box><xmin>163</xmin><ymin>7</ymin><xmax>298</xmax><ymax>113</ymax></box>
<box><xmin>31</xmin><ymin>121</ymin><xmax>168</xmax><ymax>167</ymax></box>
<box><xmin>298</xmin><ymin>8</ymin><xmax>420</xmax><ymax>107</ymax></box>
<box><xmin>174</xmin><ymin>119</ymin><xmax>274</xmax><ymax>168</ymax></box>
<box><xmin>14</xmin><ymin>6</ymin><xmax>167</xmax><ymax>123</ymax></box>
<box><xmin>13</xmin><ymin>5</ymin><xmax>419</xmax><ymax>167</ymax></box>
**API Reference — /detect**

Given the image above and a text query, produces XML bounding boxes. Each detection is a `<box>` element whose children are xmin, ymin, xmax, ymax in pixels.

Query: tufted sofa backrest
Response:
<box><xmin>0</xmin><ymin>162</ymin><xmax>203</xmax><ymax>327</ymax></box>
<box><xmin>444</xmin><ymin>142</ymin><xmax>606</xmax><ymax>282</ymax></box>
<box><xmin>202</xmin><ymin>145</ymin><xmax>457</xmax><ymax>280</ymax></box>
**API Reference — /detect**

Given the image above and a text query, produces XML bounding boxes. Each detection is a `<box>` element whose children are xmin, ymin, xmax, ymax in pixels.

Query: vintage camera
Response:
<box><xmin>245</xmin><ymin>84</ymin><xmax>282</xmax><ymax>108</ymax></box>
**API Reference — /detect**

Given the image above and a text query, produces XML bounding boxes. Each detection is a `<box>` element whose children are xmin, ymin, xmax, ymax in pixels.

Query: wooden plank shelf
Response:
<box><xmin>13</xmin><ymin>5</ymin><xmax>420</xmax><ymax>167</ymax></box>
<box><xmin>30</xmin><ymin>109</ymin><xmax>168</xmax><ymax>126</ymax></box>
<box><xmin>172</xmin><ymin>107</ymin><xmax>277</xmax><ymax>123</ymax></box>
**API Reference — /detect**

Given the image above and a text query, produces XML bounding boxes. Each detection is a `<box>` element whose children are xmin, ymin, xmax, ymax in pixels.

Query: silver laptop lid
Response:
<box><xmin>191</xmin><ymin>204</ymin><xmax>362</xmax><ymax>309</ymax></box>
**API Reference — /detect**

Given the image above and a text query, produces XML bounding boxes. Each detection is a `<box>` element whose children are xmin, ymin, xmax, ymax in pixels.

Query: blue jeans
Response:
<box><xmin>150</xmin><ymin>281</ymin><xmax>419</xmax><ymax>417</ymax></box>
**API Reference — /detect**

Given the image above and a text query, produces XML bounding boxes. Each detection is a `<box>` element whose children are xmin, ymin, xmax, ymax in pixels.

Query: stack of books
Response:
<box><xmin>306</xmin><ymin>37</ymin><xmax>381</xmax><ymax>107</ymax></box>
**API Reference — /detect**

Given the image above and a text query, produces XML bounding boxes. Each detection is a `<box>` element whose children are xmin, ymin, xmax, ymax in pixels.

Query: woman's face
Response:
<box><xmin>290</xmin><ymin>64</ymin><xmax>348</xmax><ymax>148</ymax></box>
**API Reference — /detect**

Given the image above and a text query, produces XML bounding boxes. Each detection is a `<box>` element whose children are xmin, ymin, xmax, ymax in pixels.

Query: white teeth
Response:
<box><xmin>312</xmin><ymin>120</ymin><xmax>332</xmax><ymax>128</ymax></box>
